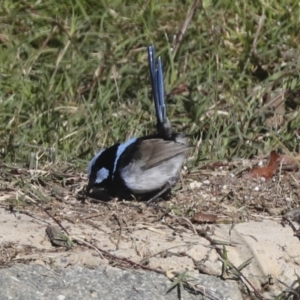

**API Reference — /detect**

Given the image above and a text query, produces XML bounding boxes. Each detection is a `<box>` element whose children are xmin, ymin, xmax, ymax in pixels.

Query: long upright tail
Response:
<box><xmin>147</xmin><ymin>45</ymin><xmax>172</xmax><ymax>138</ymax></box>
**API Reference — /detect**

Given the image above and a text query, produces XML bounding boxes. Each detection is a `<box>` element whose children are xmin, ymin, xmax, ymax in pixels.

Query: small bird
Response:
<box><xmin>87</xmin><ymin>45</ymin><xmax>189</xmax><ymax>204</ymax></box>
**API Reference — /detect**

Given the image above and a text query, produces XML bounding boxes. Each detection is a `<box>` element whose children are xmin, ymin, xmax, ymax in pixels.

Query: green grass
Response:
<box><xmin>1</xmin><ymin>0</ymin><xmax>300</xmax><ymax>171</ymax></box>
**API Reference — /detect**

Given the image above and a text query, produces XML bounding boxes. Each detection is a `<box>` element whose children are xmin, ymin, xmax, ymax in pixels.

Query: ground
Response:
<box><xmin>1</xmin><ymin>154</ymin><xmax>300</xmax><ymax>299</ymax></box>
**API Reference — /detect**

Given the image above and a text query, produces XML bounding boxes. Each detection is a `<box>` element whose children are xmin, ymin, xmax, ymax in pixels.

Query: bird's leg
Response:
<box><xmin>146</xmin><ymin>176</ymin><xmax>179</xmax><ymax>206</ymax></box>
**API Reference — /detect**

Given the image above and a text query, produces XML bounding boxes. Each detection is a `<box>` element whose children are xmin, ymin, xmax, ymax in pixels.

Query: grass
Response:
<box><xmin>0</xmin><ymin>4</ymin><xmax>300</xmax><ymax>298</ymax></box>
<box><xmin>1</xmin><ymin>0</ymin><xmax>300</xmax><ymax>172</ymax></box>
<box><xmin>2</xmin><ymin>3</ymin><xmax>300</xmax><ymax>298</ymax></box>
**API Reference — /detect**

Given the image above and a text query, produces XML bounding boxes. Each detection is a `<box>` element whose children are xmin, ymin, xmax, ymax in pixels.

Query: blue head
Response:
<box><xmin>87</xmin><ymin>138</ymin><xmax>137</xmax><ymax>192</ymax></box>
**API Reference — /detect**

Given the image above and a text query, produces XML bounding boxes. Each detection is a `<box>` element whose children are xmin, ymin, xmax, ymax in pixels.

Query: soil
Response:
<box><xmin>1</xmin><ymin>155</ymin><xmax>300</xmax><ymax>299</ymax></box>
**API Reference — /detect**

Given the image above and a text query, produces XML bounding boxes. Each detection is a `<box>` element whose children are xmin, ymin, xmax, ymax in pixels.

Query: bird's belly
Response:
<box><xmin>120</xmin><ymin>154</ymin><xmax>185</xmax><ymax>194</ymax></box>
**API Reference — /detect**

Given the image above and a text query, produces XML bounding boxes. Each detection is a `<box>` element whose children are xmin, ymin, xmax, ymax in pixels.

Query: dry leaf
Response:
<box><xmin>192</xmin><ymin>212</ymin><xmax>218</xmax><ymax>224</ymax></box>
<box><xmin>167</xmin><ymin>83</ymin><xmax>189</xmax><ymax>96</ymax></box>
<box><xmin>268</xmin><ymin>151</ymin><xmax>281</xmax><ymax>165</ymax></box>
<box><xmin>249</xmin><ymin>151</ymin><xmax>281</xmax><ymax>179</ymax></box>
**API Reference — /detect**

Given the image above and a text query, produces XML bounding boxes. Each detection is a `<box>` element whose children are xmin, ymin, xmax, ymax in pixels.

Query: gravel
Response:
<box><xmin>0</xmin><ymin>264</ymin><xmax>242</xmax><ymax>300</ymax></box>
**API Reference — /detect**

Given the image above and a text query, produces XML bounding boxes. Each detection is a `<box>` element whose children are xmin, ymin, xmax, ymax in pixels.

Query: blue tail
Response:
<box><xmin>148</xmin><ymin>45</ymin><xmax>172</xmax><ymax>137</ymax></box>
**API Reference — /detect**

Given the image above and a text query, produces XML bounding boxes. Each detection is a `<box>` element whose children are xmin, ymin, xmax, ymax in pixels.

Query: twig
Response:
<box><xmin>71</xmin><ymin>236</ymin><xmax>104</xmax><ymax>259</ymax></box>
<box><xmin>11</xmin><ymin>208</ymin><xmax>51</xmax><ymax>225</ymax></box>
<box><xmin>152</xmin><ymin>208</ymin><xmax>172</xmax><ymax>222</ymax></box>
<box><xmin>241</xmin><ymin>13</ymin><xmax>266</xmax><ymax>74</ymax></box>
<box><xmin>23</xmin><ymin>194</ymin><xmax>70</xmax><ymax>235</ymax></box>
<box><xmin>112</xmin><ymin>213</ymin><xmax>123</xmax><ymax>250</ymax></box>
<box><xmin>173</xmin><ymin>0</ymin><xmax>201</xmax><ymax>55</ymax></box>
<box><xmin>92</xmin><ymin>244</ymin><xmax>166</xmax><ymax>274</ymax></box>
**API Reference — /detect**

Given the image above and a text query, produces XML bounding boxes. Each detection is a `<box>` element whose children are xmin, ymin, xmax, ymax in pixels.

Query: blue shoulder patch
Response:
<box><xmin>112</xmin><ymin>137</ymin><xmax>137</xmax><ymax>177</ymax></box>
<box><xmin>87</xmin><ymin>149</ymin><xmax>104</xmax><ymax>177</ymax></box>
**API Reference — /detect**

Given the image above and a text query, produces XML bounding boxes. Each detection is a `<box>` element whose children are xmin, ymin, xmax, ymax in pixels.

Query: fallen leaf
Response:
<box><xmin>268</xmin><ymin>151</ymin><xmax>281</xmax><ymax>166</ymax></box>
<box><xmin>249</xmin><ymin>164</ymin><xmax>278</xmax><ymax>179</ymax></box>
<box><xmin>249</xmin><ymin>151</ymin><xmax>281</xmax><ymax>179</ymax></box>
<box><xmin>167</xmin><ymin>82</ymin><xmax>189</xmax><ymax>96</ymax></box>
<box><xmin>192</xmin><ymin>212</ymin><xmax>218</xmax><ymax>224</ymax></box>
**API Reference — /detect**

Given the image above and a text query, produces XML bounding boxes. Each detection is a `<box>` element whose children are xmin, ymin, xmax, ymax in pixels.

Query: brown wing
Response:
<box><xmin>132</xmin><ymin>139</ymin><xmax>189</xmax><ymax>170</ymax></box>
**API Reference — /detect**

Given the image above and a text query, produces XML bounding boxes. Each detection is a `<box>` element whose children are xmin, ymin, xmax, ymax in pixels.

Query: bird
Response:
<box><xmin>87</xmin><ymin>45</ymin><xmax>189</xmax><ymax>204</ymax></box>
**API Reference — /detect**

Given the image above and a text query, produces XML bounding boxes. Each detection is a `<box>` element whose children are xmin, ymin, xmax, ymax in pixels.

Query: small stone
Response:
<box><xmin>189</xmin><ymin>181</ymin><xmax>202</xmax><ymax>189</ymax></box>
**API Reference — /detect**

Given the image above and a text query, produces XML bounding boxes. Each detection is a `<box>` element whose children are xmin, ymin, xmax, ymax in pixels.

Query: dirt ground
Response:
<box><xmin>1</xmin><ymin>154</ymin><xmax>300</xmax><ymax>299</ymax></box>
